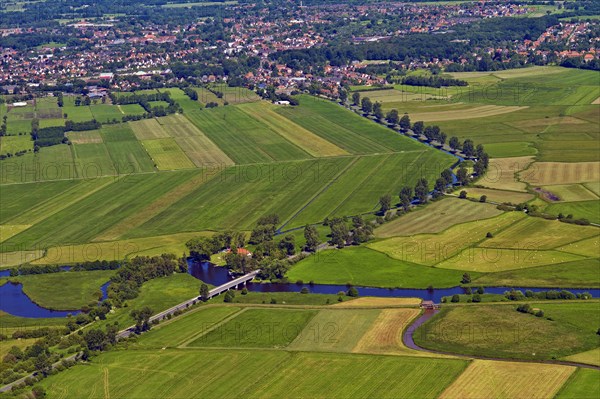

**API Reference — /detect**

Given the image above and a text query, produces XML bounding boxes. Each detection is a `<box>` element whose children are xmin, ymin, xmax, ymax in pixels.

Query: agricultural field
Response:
<box><xmin>188</xmin><ymin>308</ymin><xmax>318</xmax><ymax>348</ymax></box>
<box><xmin>352</xmin><ymin>308</ymin><xmax>424</xmax><ymax>356</ymax></box>
<box><xmin>0</xmin><ymin>135</ymin><xmax>32</xmax><ymax>156</ymax></box>
<box><xmin>368</xmin><ymin>212</ymin><xmax>525</xmax><ymax>266</ymax></box>
<box><xmin>362</xmin><ymin>67</ymin><xmax>599</xmax><ymax>162</ymax></box>
<box><xmin>460</xmin><ymin>187</ymin><xmax>535</xmax><ymax>203</ymax></box>
<box><xmin>289</xmin><ymin>246</ymin><xmax>470</xmax><ymax>288</ymax></box>
<box><xmin>30</xmin><ymin>232</ymin><xmax>211</xmax><ymax>265</ymax></box>
<box><xmin>367</xmin><ymin>209</ymin><xmax>599</xmax><ymax>275</ymax></box>
<box><xmin>438</xmin><ymin>360</ymin><xmax>575</xmax><ymax>399</ymax></box>
<box><xmin>478</xmin><ymin>156</ymin><xmax>534</xmax><ymax>192</ymax></box>
<box><xmin>141</xmin><ymin>138</ymin><xmax>195</xmax><ymax>170</ymax></box>
<box><xmin>1</xmin><ymin>171</ymin><xmax>201</xmax><ymax>250</ymax></box>
<box><xmin>375</xmin><ymin>198</ymin><xmax>503</xmax><ymax>237</ymax></box>
<box><xmin>415</xmin><ymin>302</ymin><xmax>600</xmax><ymax>360</ymax></box>
<box><xmin>520</xmin><ymin>161</ymin><xmax>600</xmax><ymax>186</ymax></box>
<box><xmin>541</xmin><ymin>183</ymin><xmax>599</xmax><ymax>202</ymax></box>
<box><xmin>472</xmin><ymin>258</ymin><xmax>600</xmax><ymax>288</ymax></box>
<box><xmin>38</xmin><ymin>349</ymin><xmax>468</xmax><ymax>399</ymax></box>
<box><xmin>289</xmin><ymin>309</ymin><xmax>380</xmax><ymax>352</ymax></box>
<box><xmin>545</xmin><ymin>200</ymin><xmax>600</xmax><ymax>224</ymax></box>
<box><xmin>555</xmin><ymin>369</ymin><xmax>600</xmax><ymax>399</ymax></box>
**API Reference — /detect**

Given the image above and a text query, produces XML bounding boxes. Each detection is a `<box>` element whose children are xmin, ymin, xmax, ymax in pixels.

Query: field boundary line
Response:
<box><xmin>277</xmin><ymin>156</ymin><xmax>360</xmax><ymax>231</ymax></box>
<box><xmin>237</xmin><ymin>104</ymin><xmax>318</xmax><ymax>158</ymax></box>
<box><xmin>326</xmin><ymin>155</ymin><xmax>393</xmax><ymax>218</ymax></box>
<box><xmin>330</xmin><ymin>149</ymin><xmax>429</xmax><ymax>216</ymax></box>
<box><xmin>93</xmin><ymin>171</ymin><xmax>215</xmax><ymax>241</ymax></box>
<box><xmin>6</xmin><ymin>178</ymin><xmax>114</xmax><ymax>225</ymax></box>
<box><xmin>178</xmin><ymin>307</ymin><xmax>248</xmax><ymax>348</ymax></box>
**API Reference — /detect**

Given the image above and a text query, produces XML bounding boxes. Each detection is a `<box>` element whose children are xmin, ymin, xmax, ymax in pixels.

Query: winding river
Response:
<box><xmin>0</xmin><ymin>261</ymin><xmax>598</xmax><ymax>318</ymax></box>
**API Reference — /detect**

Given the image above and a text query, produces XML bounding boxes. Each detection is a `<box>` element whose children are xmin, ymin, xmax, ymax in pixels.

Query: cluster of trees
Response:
<box><xmin>506</xmin><ymin>289</ymin><xmax>592</xmax><ymax>301</ymax></box>
<box><xmin>107</xmin><ymin>254</ymin><xmax>181</xmax><ymax>306</ymax></box>
<box><xmin>516</xmin><ymin>303</ymin><xmax>544</xmax><ymax>318</ymax></box>
<box><xmin>65</xmin><ymin>119</ymin><xmax>101</xmax><ymax>132</ymax></box>
<box><xmin>186</xmin><ymin>230</ymin><xmax>247</xmax><ymax>262</ymax></box>
<box><xmin>324</xmin><ymin>216</ymin><xmax>373</xmax><ymax>248</ymax></box>
<box><xmin>8</xmin><ymin>260</ymin><xmax>121</xmax><ymax>277</ymax></box>
<box><xmin>400</xmin><ymin>75</ymin><xmax>467</xmax><ymax>88</ymax></box>
<box><xmin>257</xmin><ymin>86</ymin><xmax>299</xmax><ymax>105</ymax></box>
<box><xmin>110</xmin><ymin>92</ymin><xmax>180</xmax><ymax>117</ymax></box>
<box><xmin>275</xmin><ymin>16</ymin><xmax>559</xmax><ymax>69</ymax></box>
<box><xmin>183</xmin><ymin>87</ymin><xmax>199</xmax><ymax>101</ymax></box>
<box><xmin>0</xmin><ymin>115</ymin><xmax>6</xmax><ymax>136</ymax></box>
<box><xmin>72</xmin><ymin>260</ymin><xmax>121</xmax><ymax>272</ymax></box>
<box><xmin>31</xmin><ymin>126</ymin><xmax>67</xmax><ymax>147</ymax></box>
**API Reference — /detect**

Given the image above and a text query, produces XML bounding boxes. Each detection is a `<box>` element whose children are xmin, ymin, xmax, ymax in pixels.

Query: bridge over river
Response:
<box><xmin>0</xmin><ymin>270</ymin><xmax>261</xmax><ymax>392</ymax></box>
<box><xmin>118</xmin><ymin>270</ymin><xmax>260</xmax><ymax>338</ymax></box>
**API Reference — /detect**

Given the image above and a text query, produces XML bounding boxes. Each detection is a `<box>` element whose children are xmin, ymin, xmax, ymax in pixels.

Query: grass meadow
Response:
<box><xmin>9</xmin><ymin>270</ymin><xmax>114</xmax><ymax>310</ymax></box>
<box><xmin>415</xmin><ymin>302</ymin><xmax>600</xmax><ymax>360</ymax></box>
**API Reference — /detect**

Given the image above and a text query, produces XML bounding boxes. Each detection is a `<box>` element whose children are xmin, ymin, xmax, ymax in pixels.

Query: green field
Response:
<box><xmin>375</xmin><ymin>198</ymin><xmax>503</xmax><ymax>237</ymax></box>
<box><xmin>365</xmin><ymin>67</ymin><xmax>599</xmax><ymax>161</ymax></box>
<box><xmin>545</xmin><ymin>201</ymin><xmax>600</xmax><ymax>224</ymax></box>
<box><xmin>472</xmin><ymin>258</ymin><xmax>600</xmax><ymax>288</ymax></box>
<box><xmin>0</xmin><ymin>135</ymin><xmax>32</xmax><ymax>156</ymax></box>
<box><xmin>1</xmin><ymin>171</ymin><xmax>200</xmax><ymax>249</ymax></box>
<box><xmin>39</xmin><ymin>349</ymin><xmax>468</xmax><ymax>399</ymax></box>
<box><xmin>189</xmin><ymin>308</ymin><xmax>317</xmax><ymax>348</ymax></box>
<box><xmin>141</xmin><ymin>138</ymin><xmax>195</xmax><ymax>170</ymax></box>
<box><xmin>415</xmin><ymin>302</ymin><xmax>600</xmax><ymax>360</ymax></box>
<box><xmin>132</xmin><ymin>306</ymin><xmax>241</xmax><ymax>349</ymax></box>
<box><xmin>289</xmin><ymin>247</ymin><xmax>471</xmax><ymax>288</ymax></box>
<box><xmin>556</xmin><ymin>369</ymin><xmax>600</xmax><ymax>399</ymax></box>
<box><xmin>0</xmin><ymin>144</ymin><xmax>75</xmax><ymax>184</ymax></box>
<box><xmin>289</xmin><ymin>309</ymin><xmax>380</xmax><ymax>352</ymax></box>
<box><xmin>8</xmin><ymin>270</ymin><xmax>114</xmax><ymax>310</ymax></box>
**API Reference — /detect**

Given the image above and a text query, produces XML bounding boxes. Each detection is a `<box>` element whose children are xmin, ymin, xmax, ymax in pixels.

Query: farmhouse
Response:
<box><xmin>225</xmin><ymin>248</ymin><xmax>252</xmax><ymax>257</ymax></box>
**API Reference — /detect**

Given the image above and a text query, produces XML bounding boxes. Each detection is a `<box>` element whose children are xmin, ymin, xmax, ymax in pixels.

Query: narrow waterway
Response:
<box><xmin>187</xmin><ymin>261</ymin><xmax>600</xmax><ymax>302</ymax></box>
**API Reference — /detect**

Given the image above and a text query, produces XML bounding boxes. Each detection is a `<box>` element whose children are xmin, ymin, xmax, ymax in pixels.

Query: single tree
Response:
<box><xmin>386</xmin><ymin>109</ymin><xmax>399</xmax><ymax>125</ymax></box>
<box><xmin>399</xmin><ymin>186</ymin><xmax>413</xmax><ymax>210</ymax></box>
<box><xmin>373</xmin><ymin>101</ymin><xmax>384</xmax><ymax>120</ymax></box>
<box><xmin>130</xmin><ymin>306</ymin><xmax>153</xmax><ymax>333</ymax></box>
<box><xmin>200</xmin><ymin>283</ymin><xmax>210</xmax><ymax>301</ymax></box>
<box><xmin>449</xmin><ymin>136</ymin><xmax>461</xmax><ymax>151</ymax></box>
<box><xmin>414</xmin><ymin>178</ymin><xmax>429</xmax><ymax>203</ymax></box>
<box><xmin>461</xmin><ymin>272</ymin><xmax>471</xmax><ymax>284</ymax></box>
<box><xmin>303</xmin><ymin>225</ymin><xmax>320</xmax><ymax>252</ymax></box>
<box><xmin>339</xmin><ymin>89</ymin><xmax>348</xmax><ymax>104</ymax></box>
<box><xmin>399</xmin><ymin>114</ymin><xmax>411</xmax><ymax>131</ymax></box>
<box><xmin>379</xmin><ymin>194</ymin><xmax>392</xmax><ymax>214</ymax></box>
<box><xmin>456</xmin><ymin>167</ymin><xmax>469</xmax><ymax>185</ymax></box>
<box><xmin>434</xmin><ymin>177</ymin><xmax>447</xmax><ymax>194</ymax></box>
<box><xmin>412</xmin><ymin>120</ymin><xmax>424</xmax><ymax>136</ymax></box>
<box><xmin>352</xmin><ymin>92</ymin><xmax>360</xmax><ymax>106</ymax></box>
<box><xmin>441</xmin><ymin>169</ymin><xmax>453</xmax><ymax>185</ymax></box>
<box><xmin>462</xmin><ymin>139</ymin><xmax>475</xmax><ymax>157</ymax></box>
<box><xmin>361</xmin><ymin>97</ymin><xmax>373</xmax><ymax>114</ymax></box>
